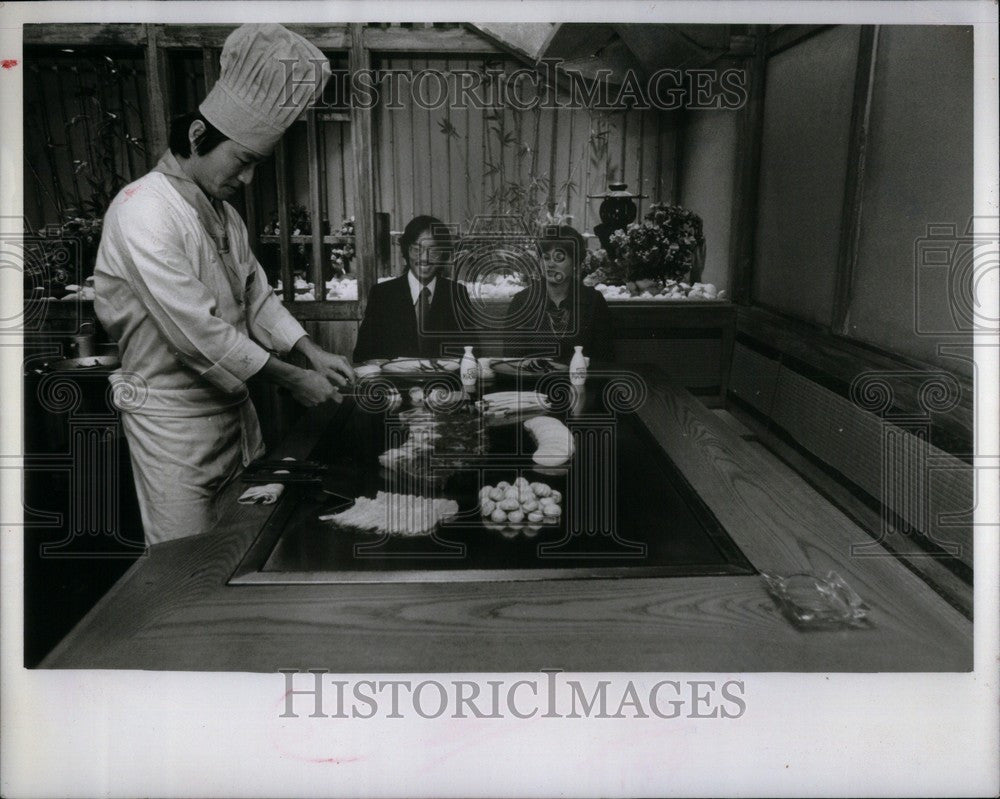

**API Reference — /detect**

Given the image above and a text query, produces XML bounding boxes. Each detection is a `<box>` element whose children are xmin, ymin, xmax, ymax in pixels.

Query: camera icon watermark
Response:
<box><xmin>0</xmin><ymin>217</ymin><xmax>84</xmax><ymax>338</ymax></box>
<box><xmin>914</xmin><ymin>217</ymin><xmax>999</xmax><ymax>338</ymax></box>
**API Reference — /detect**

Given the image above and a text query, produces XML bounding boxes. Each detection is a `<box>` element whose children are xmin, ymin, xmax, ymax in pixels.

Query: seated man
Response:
<box><xmin>353</xmin><ymin>215</ymin><xmax>472</xmax><ymax>362</ymax></box>
<box><xmin>504</xmin><ymin>225</ymin><xmax>615</xmax><ymax>363</ymax></box>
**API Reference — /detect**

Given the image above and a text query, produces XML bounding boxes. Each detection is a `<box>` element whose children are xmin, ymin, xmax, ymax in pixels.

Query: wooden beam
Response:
<box><xmin>21</xmin><ymin>23</ymin><xmax>348</xmax><ymax>50</ymax></box>
<box><xmin>727</xmin><ymin>26</ymin><xmax>767</xmax><ymax>305</ymax></box>
<box><xmin>23</xmin><ymin>24</ymin><xmax>145</xmax><ymax>47</ymax></box>
<box><xmin>142</xmin><ymin>24</ymin><xmax>170</xmax><ymax>168</ymax></box>
<box><xmin>350</xmin><ymin>24</ymin><xmax>378</xmax><ymax>313</ymax></box>
<box><xmin>157</xmin><ymin>24</ymin><xmax>349</xmax><ymax>50</ymax></box>
<box><xmin>727</xmin><ymin>34</ymin><xmax>756</xmax><ymax>59</ymax></box>
<box><xmin>200</xmin><ymin>47</ymin><xmax>219</xmax><ymax>93</ymax></box>
<box><xmin>374</xmin><ymin>212</ymin><xmax>392</xmax><ymax>278</ymax></box>
<box><xmin>766</xmin><ymin>25</ymin><xmax>833</xmax><ymax>57</ymax></box>
<box><xmin>462</xmin><ymin>23</ymin><xmax>546</xmax><ymax>65</ymax></box>
<box><xmin>537</xmin><ymin>22</ymin><xmax>563</xmax><ymax>61</ymax></box>
<box><xmin>364</xmin><ymin>26</ymin><xmax>499</xmax><ymax>54</ymax></box>
<box><xmin>831</xmin><ymin>26</ymin><xmax>879</xmax><ymax>335</ymax></box>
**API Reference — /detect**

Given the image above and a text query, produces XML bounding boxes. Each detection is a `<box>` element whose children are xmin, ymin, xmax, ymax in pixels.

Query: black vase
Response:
<box><xmin>593</xmin><ymin>183</ymin><xmax>642</xmax><ymax>251</ymax></box>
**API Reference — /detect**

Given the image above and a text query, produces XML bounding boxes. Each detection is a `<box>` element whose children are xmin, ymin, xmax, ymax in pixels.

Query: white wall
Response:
<box><xmin>678</xmin><ymin>108</ymin><xmax>739</xmax><ymax>291</ymax></box>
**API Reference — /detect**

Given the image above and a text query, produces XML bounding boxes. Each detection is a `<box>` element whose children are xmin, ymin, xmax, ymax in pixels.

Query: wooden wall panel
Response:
<box><xmin>614</xmin><ymin>338</ymin><xmax>723</xmax><ymax>391</ymax></box>
<box><xmin>770</xmin><ymin>365</ymin><xmax>883</xmax><ymax>496</ymax></box>
<box><xmin>767</xmin><ymin>364</ymin><xmax>972</xmax><ymax>568</ymax></box>
<box><xmin>846</xmin><ymin>26</ymin><xmax>974</xmax><ymax>368</ymax></box>
<box><xmin>728</xmin><ymin>342</ymin><xmax>781</xmax><ymax>415</ymax></box>
<box><xmin>752</xmin><ymin>26</ymin><xmax>861</xmax><ymax>325</ymax></box>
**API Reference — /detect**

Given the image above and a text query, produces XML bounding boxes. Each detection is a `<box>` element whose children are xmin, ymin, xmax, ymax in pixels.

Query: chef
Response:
<box><xmin>94</xmin><ymin>24</ymin><xmax>353</xmax><ymax>545</ymax></box>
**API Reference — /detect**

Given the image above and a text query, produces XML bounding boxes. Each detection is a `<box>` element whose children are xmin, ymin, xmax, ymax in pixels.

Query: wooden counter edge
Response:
<box><xmin>40</xmin><ymin>368</ymin><xmax>972</xmax><ymax>671</ymax></box>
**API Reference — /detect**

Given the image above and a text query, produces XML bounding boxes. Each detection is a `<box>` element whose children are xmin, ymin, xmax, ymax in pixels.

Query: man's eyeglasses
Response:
<box><xmin>407</xmin><ymin>244</ymin><xmax>454</xmax><ymax>265</ymax></box>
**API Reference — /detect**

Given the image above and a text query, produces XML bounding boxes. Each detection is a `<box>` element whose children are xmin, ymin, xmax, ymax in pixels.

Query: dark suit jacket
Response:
<box><xmin>503</xmin><ymin>283</ymin><xmax>615</xmax><ymax>363</ymax></box>
<box><xmin>353</xmin><ymin>275</ymin><xmax>473</xmax><ymax>362</ymax></box>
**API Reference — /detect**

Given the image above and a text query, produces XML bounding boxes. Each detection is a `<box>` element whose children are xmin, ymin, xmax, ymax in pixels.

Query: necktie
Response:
<box><xmin>416</xmin><ymin>286</ymin><xmax>431</xmax><ymax>333</ymax></box>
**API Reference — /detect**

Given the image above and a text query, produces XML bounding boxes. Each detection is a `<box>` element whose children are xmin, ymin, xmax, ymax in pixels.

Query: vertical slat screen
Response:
<box><xmin>305</xmin><ymin>110</ymin><xmax>325</xmax><ymax>293</ymax></box>
<box><xmin>371</xmin><ymin>57</ymin><xmax>677</xmax><ymax>275</ymax></box>
<box><xmin>23</xmin><ymin>48</ymin><xmax>150</xmax><ymax>230</ymax></box>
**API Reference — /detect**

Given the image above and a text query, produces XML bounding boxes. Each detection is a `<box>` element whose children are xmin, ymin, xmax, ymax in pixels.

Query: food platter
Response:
<box><xmin>475</xmin><ymin>390</ymin><xmax>552</xmax><ymax>425</ymax></box>
<box><xmin>490</xmin><ymin>357</ymin><xmax>567</xmax><ymax>378</ymax></box>
<box><xmin>379</xmin><ymin>357</ymin><xmax>460</xmax><ymax>375</ymax></box>
<box><xmin>351</xmin><ymin>356</ymin><xmax>463</xmax><ymax>386</ymax></box>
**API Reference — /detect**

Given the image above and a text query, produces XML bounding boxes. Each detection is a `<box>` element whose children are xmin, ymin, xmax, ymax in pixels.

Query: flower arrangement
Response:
<box><xmin>263</xmin><ymin>204</ymin><xmax>314</xmax><ymax>236</ymax></box>
<box><xmin>580</xmin><ymin>247</ymin><xmax>627</xmax><ymax>288</ymax></box>
<box><xmin>329</xmin><ymin>216</ymin><xmax>355</xmax><ymax>277</ymax></box>
<box><xmin>582</xmin><ymin>203</ymin><xmax>705</xmax><ymax>286</ymax></box>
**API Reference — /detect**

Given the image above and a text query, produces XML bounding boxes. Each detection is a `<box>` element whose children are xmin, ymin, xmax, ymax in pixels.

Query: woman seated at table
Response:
<box><xmin>503</xmin><ymin>225</ymin><xmax>615</xmax><ymax>363</ymax></box>
<box><xmin>353</xmin><ymin>215</ymin><xmax>472</xmax><ymax>362</ymax></box>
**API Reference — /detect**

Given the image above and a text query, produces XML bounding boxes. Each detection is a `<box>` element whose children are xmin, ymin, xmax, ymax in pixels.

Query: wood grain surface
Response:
<box><xmin>42</xmin><ymin>369</ymin><xmax>972</xmax><ymax>672</ymax></box>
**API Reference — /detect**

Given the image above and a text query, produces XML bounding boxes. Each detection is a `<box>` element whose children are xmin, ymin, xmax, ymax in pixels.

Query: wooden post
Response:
<box><xmin>306</xmin><ymin>109</ymin><xmax>325</xmax><ymax>297</ymax></box>
<box><xmin>831</xmin><ymin>26</ymin><xmax>879</xmax><ymax>335</ymax></box>
<box><xmin>727</xmin><ymin>25</ymin><xmax>767</xmax><ymax>306</ymax></box>
<box><xmin>200</xmin><ymin>47</ymin><xmax>219</xmax><ymax>94</ymax></box>
<box><xmin>374</xmin><ymin>212</ymin><xmax>391</xmax><ymax>277</ymax></box>
<box><xmin>350</xmin><ymin>24</ymin><xmax>377</xmax><ymax>311</ymax></box>
<box><xmin>275</xmin><ymin>139</ymin><xmax>294</xmax><ymax>302</ymax></box>
<box><xmin>143</xmin><ymin>24</ymin><xmax>170</xmax><ymax>168</ymax></box>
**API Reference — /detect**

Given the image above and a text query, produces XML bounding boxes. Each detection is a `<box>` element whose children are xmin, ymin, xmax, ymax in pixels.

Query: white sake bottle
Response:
<box><xmin>460</xmin><ymin>345</ymin><xmax>478</xmax><ymax>388</ymax></box>
<box><xmin>570</xmin><ymin>345</ymin><xmax>587</xmax><ymax>386</ymax></box>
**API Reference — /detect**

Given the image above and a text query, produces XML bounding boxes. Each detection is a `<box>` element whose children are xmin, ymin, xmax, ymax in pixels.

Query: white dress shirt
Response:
<box><xmin>407</xmin><ymin>271</ymin><xmax>437</xmax><ymax>306</ymax></box>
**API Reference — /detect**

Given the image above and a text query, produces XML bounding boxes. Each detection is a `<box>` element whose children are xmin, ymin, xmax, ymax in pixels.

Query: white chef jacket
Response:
<box><xmin>94</xmin><ymin>168</ymin><xmax>307</xmax><ymax>545</ymax></box>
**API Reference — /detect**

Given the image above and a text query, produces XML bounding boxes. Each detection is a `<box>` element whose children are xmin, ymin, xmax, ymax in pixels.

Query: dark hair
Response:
<box><xmin>538</xmin><ymin>224</ymin><xmax>587</xmax><ymax>267</ymax></box>
<box><xmin>168</xmin><ymin>111</ymin><xmax>229</xmax><ymax>158</ymax></box>
<box><xmin>399</xmin><ymin>215</ymin><xmax>455</xmax><ymax>265</ymax></box>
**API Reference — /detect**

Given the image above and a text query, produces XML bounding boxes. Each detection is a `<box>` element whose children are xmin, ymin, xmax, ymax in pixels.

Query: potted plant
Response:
<box><xmin>582</xmin><ymin>203</ymin><xmax>709</xmax><ymax>294</ymax></box>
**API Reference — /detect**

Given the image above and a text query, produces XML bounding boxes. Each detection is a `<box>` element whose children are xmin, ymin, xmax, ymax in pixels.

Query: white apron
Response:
<box><xmin>94</xmin><ymin>152</ymin><xmax>308</xmax><ymax>545</ymax></box>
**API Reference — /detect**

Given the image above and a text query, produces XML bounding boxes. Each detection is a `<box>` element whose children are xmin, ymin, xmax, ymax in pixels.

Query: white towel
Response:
<box><xmin>237</xmin><ymin>457</ymin><xmax>295</xmax><ymax>505</ymax></box>
<box><xmin>237</xmin><ymin>482</ymin><xmax>285</xmax><ymax>505</ymax></box>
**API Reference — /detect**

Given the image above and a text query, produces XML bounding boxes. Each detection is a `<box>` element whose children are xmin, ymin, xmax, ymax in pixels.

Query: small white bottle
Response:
<box><xmin>570</xmin><ymin>345</ymin><xmax>587</xmax><ymax>386</ymax></box>
<box><xmin>460</xmin><ymin>345</ymin><xmax>478</xmax><ymax>388</ymax></box>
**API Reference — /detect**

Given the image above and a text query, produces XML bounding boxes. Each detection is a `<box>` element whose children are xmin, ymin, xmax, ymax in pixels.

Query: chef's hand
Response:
<box><xmin>287</xmin><ymin>369</ymin><xmax>338</xmax><ymax>407</ymax></box>
<box><xmin>293</xmin><ymin>337</ymin><xmax>355</xmax><ymax>387</ymax></box>
<box><xmin>305</xmin><ymin>350</ymin><xmax>354</xmax><ymax>388</ymax></box>
<box><xmin>260</xmin><ymin>355</ymin><xmax>338</xmax><ymax>406</ymax></box>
